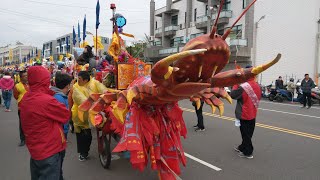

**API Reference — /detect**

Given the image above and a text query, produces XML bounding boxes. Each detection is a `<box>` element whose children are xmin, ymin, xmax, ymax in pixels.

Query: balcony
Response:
<box><xmin>230</xmin><ymin>39</ymin><xmax>247</xmax><ymax>46</ymax></box>
<box><xmin>196</xmin><ymin>15</ymin><xmax>209</xmax><ymax>29</ymax></box>
<box><xmin>159</xmin><ymin>47</ymin><xmax>179</xmax><ymax>55</ymax></box>
<box><xmin>196</xmin><ymin>0</ymin><xmax>220</xmax><ymax>5</ymax></box>
<box><xmin>212</xmin><ymin>10</ymin><xmax>232</xmax><ymax>24</ymax></box>
<box><xmin>164</xmin><ymin>26</ymin><xmax>179</xmax><ymax>37</ymax></box>
<box><xmin>155</xmin><ymin>28</ymin><xmax>162</xmax><ymax>38</ymax></box>
<box><xmin>196</xmin><ymin>10</ymin><xmax>232</xmax><ymax>30</ymax></box>
<box><xmin>229</xmin><ymin>39</ymin><xmax>251</xmax><ymax>58</ymax></box>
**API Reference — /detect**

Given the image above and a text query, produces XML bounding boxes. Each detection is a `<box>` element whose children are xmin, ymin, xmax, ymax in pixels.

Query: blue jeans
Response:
<box><xmin>2</xmin><ymin>90</ymin><xmax>12</xmax><ymax>110</ymax></box>
<box><xmin>30</xmin><ymin>151</ymin><xmax>65</xmax><ymax>180</ymax></box>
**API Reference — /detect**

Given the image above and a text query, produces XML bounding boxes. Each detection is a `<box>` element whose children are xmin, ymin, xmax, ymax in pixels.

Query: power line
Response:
<box><xmin>23</xmin><ymin>0</ymin><xmax>148</xmax><ymax>13</ymax></box>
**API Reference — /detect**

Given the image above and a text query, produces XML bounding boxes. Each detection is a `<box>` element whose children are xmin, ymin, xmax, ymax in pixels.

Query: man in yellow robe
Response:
<box><xmin>72</xmin><ymin>71</ymin><xmax>106</xmax><ymax>161</ymax></box>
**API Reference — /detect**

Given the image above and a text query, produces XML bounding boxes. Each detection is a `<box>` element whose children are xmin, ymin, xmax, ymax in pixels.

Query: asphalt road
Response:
<box><xmin>1</xmin><ymin>98</ymin><xmax>320</xmax><ymax>180</ymax></box>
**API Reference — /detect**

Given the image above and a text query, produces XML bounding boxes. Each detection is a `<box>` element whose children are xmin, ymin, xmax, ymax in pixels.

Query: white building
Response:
<box><xmin>146</xmin><ymin>0</ymin><xmax>255</xmax><ymax>69</ymax></box>
<box><xmin>254</xmin><ymin>0</ymin><xmax>320</xmax><ymax>85</ymax></box>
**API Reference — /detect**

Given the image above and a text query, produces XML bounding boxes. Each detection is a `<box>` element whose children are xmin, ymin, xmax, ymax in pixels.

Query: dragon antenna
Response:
<box><xmin>222</xmin><ymin>0</ymin><xmax>257</xmax><ymax>40</ymax></box>
<box><xmin>210</xmin><ymin>0</ymin><xmax>225</xmax><ymax>38</ymax></box>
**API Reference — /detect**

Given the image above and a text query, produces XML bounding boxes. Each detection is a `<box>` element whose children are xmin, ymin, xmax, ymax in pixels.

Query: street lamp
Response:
<box><xmin>253</xmin><ymin>15</ymin><xmax>266</xmax><ymax>84</ymax></box>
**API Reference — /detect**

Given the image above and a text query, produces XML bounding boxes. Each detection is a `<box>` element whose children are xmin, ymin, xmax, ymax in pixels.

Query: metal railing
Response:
<box><xmin>212</xmin><ymin>10</ymin><xmax>232</xmax><ymax>19</ymax></box>
<box><xmin>164</xmin><ymin>26</ymin><xmax>179</xmax><ymax>32</ymax></box>
<box><xmin>155</xmin><ymin>28</ymin><xmax>162</xmax><ymax>34</ymax></box>
<box><xmin>159</xmin><ymin>47</ymin><xmax>178</xmax><ymax>55</ymax></box>
<box><xmin>230</xmin><ymin>39</ymin><xmax>248</xmax><ymax>46</ymax></box>
<box><xmin>196</xmin><ymin>15</ymin><xmax>208</xmax><ymax>23</ymax></box>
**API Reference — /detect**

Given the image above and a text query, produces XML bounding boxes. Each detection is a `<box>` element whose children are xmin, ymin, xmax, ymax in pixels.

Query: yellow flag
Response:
<box><xmin>59</xmin><ymin>55</ymin><xmax>64</xmax><ymax>61</ymax></box>
<box><xmin>80</xmin><ymin>41</ymin><xmax>90</xmax><ymax>48</ymax></box>
<box><xmin>9</xmin><ymin>49</ymin><xmax>13</xmax><ymax>61</ymax></box>
<box><xmin>49</xmin><ymin>56</ymin><xmax>53</xmax><ymax>62</ymax></box>
<box><xmin>93</xmin><ymin>36</ymin><xmax>104</xmax><ymax>50</ymax></box>
<box><xmin>108</xmin><ymin>33</ymin><xmax>121</xmax><ymax>62</ymax></box>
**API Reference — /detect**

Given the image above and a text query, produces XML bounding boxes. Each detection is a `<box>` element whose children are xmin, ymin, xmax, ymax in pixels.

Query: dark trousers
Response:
<box><xmin>18</xmin><ymin>110</ymin><xmax>25</xmax><ymax>142</ymax></box>
<box><xmin>76</xmin><ymin>129</ymin><xmax>92</xmax><ymax>156</ymax></box>
<box><xmin>302</xmin><ymin>92</ymin><xmax>312</xmax><ymax>107</ymax></box>
<box><xmin>30</xmin><ymin>151</ymin><xmax>65</xmax><ymax>180</ymax></box>
<box><xmin>238</xmin><ymin>119</ymin><xmax>256</xmax><ymax>156</ymax></box>
<box><xmin>194</xmin><ymin>101</ymin><xmax>205</xmax><ymax>129</ymax></box>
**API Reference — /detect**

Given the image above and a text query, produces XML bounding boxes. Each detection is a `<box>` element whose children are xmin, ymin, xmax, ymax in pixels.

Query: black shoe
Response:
<box><xmin>193</xmin><ymin>125</ymin><xmax>199</xmax><ymax>129</ymax></box>
<box><xmin>195</xmin><ymin>127</ymin><xmax>205</xmax><ymax>132</ymax></box>
<box><xmin>79</xmin><ymin>154</ymin><xmax>87</xmax><ymax>162</ymax></box>
<box><xmin>18</xmin><ymin>141</ymin><xmax>25</xmax><ymax>147</ymax></box>
<box><xmin>307</xmin><ymin>106</ymin><xmax>311</xmax><ymax>109</ymax></box>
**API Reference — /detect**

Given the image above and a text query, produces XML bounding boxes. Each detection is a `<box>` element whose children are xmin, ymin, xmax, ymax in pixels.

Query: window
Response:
<box><xmin>205</xmin><ymin>5</ymin><xmax>208</xmax><ymax>16</ymax></box>
<box><xmin>171</xmin><ymin>37</ymin><xmax>184</xmax><ymax>47</ymax></box>
<box><xmin>155</xmin><ymin>21</ymin><xmax>158</xmax><ymax>29</ymax></box>
<box><xmin>194</xmin><ymin>8</ymin><xmax>197</xmax><ymax>22</ymax></box>
<box><xmin>185</xmin><ymin>12</ymin><xmax>187</xmax><ymax>24</ymax></box>
<box><xmin>230</xmin><ymin>25</ymin><xmax>243</xmax><ymax>38</ymax></box>
<box><xmin>171</xmin><ymin>15</ymin><xmax>178</xmax><ymax>26</ymax></box>
<box><xmin>153</xmin><ymin>41</ymin><xmax>162</xmax><ymax>46</ymax></box>
<box><xmin>217</xmin><ymin>24</ymin><xmax>225</xmax><ymax>35</ymax></box>
<box><xmin>223</xmin><ymin>0</ymin><xmax>231</xmax><ymax>10</ymax></box>
<box><xmin>243</xmin><ymin>0</ymin><xmax>247</xmax><ymax>9</ymax></box>
<box><xmin>190</xmin><ymin>33</ymin><xmax>204</xmax><ymax>40</ymax></box>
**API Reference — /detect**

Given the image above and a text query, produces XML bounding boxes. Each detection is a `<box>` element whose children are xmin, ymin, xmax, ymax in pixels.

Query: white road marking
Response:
<box><xmin>260</xmin><ymin>100</ymin><xmax>320</xmax><ymax>110</ymax></box>
<box><xmin>258</xmin><ymin>108</ymin><xmax>320</xmax><ymax>119</ymax></box>
<box><xmin>184</xmin><ymin>153</ymin><xmax>222</xmax><ymax>171</ymax></box>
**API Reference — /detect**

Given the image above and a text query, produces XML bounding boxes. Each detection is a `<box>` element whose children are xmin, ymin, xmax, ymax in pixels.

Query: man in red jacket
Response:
<box><xmin>230</xmin><ymin>65</ymin><xmax>261</xmax><ymax>159</ymax></box>
<box><xmin>20</xmin><ymin>66</ymin><xmax>70</xmax><ymax>180</ymax></box>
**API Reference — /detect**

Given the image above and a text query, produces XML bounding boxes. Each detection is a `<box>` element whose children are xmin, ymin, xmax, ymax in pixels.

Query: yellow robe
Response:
<box><xmin>72</xmin><ymin>79</ymin><xmax>106</xmax><ymax>133</ymax></box>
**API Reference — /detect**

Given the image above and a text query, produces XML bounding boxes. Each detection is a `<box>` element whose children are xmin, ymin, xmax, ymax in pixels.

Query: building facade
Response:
<box><xmin>43</xmin><ymin>33</ymin><xmax>111</xmax><ymax>60</ymax></box>
<box><xmin>146</xmin><ymin>0</ymin><xmax>255</xmax><ymax>69</ymax></box>
<box><xmin>0</xmin><ymin>43</ymin><xmax>38</xmax><ymax>66</ymax></box>
<box><xmin>254</xmin><ymin>0</ymin><xmax>320</xmax><ymax>85</ymax></box>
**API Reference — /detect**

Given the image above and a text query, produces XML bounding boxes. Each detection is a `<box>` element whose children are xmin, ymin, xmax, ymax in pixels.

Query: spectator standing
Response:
<box><xmin>13</xmin><ymin>70</ymin><xmax>29</xmax><ymax>146</ymax></box>
<box><xmin>301</xmin><ymin>74</ymin><xmax>316</xmax><ymax>109</ymax></box>
<box><xmin>20</xmin><ymin>66</ymin><xmax>69</xmax><ymax>180</ymax></box>
<box><xmin>230</xmin><ymin>65</ymin><xmax>262</xmax><ymax>159</ymax></box>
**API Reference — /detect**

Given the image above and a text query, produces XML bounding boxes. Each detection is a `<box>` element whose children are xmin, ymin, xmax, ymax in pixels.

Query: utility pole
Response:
<box><xmin>315</xmin><ymin>16</ymin><xmax>320</xmax><ymax>85</ymax></box>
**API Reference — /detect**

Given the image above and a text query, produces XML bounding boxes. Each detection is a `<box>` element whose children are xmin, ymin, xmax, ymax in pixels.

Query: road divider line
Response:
<box><xmin>184</xmin><ymin>153</ymin><xmax>222</xmax><ymax>171</ymax></box>
<box><xmin>258</xmin><ymin>108</ymin><xmax>320</xmax><ymax>119</ymax></box>
<box><xmin>181</xmin><ymin>107</ymin><xmax>320</xmax><ymax>140</ymax></box>
<box><xmin>260</xmin><ymin>100</ymin><xmax>320</xmax><ymax>110</ymax></box>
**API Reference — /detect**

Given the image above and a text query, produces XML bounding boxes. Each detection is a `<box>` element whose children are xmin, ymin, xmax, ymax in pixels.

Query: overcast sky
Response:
<box><xmin>0</xmin><ymin>0</ymin><xmax>167</xmax><ymax>48</ymax></box>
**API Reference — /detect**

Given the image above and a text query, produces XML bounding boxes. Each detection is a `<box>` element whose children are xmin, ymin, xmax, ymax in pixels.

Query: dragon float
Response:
<box><xmin>78</xmin><ymin>0</ymin><xmax>281</xmax><ymax>179</ymax></box>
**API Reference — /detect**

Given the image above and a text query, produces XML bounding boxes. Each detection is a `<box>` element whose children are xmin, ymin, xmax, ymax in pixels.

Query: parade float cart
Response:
<box><xmin>95</xmin><ymin>61</ymin><xmax>152</xmax><ymax>169</ymax></box>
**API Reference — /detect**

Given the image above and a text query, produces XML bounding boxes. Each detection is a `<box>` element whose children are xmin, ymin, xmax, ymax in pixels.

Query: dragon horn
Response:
<box><xmin>251</xmin><ymin>53</ymin><xmax>281</xmax><ymax>75</ymax></box>
<box><xmin>161</xmin><ymin>49</ymin><xmax>207</xmax><ymax>66</ymax></box>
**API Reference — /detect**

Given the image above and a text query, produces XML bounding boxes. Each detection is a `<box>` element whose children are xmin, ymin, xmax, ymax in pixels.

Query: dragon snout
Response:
<box><xmin>151</xmin><ymin>49</ymin><xmax>207</xmax><ymax>87</ymax></box>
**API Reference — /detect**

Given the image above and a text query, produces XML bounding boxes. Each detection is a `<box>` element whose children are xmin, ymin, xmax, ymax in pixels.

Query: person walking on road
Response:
<box><xmin>13</xmin><ymin>70</ymin><xmax>29</xmax><ymax>147</ymax></box>
<box><xmin>20</xmin><ymin>66</ymin><xmax>70</xmax><ymax>180</ymax></box>
<box><xmin>0</xmin><ymin>71</ymin><xmax>15</xmax><ymax>112</ymax></box>
<box><xmin>301</xmin><ymin>74</ymin><xmax>316</xmax><ymax>109</ymax></box>
<box><xmin>72</xmin><ymin>71</ymin><xmax>106</xmax><ymax>161</ymax></box>
<box><xmin>192</xmin><ymin>99</ymin><xmax>205</xmax><ymax>132</ymax></box>
<box><xmin>231</xmin><ymin>65</ymin><xmax>262</xmax><ymax>159</ymax></box>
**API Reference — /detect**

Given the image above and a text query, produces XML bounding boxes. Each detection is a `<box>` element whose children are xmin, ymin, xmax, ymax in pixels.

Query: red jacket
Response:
<box><xmin>0</xmin><ymin>75</ymin><xmax>14</xmax><ymax>90</ymax></box>
<box><xmin>230</xmin><ymin>79</ymin><xmax>261</xmax><ymax>120</ymax></box>
<box><xmin>20</xmin><ymin>66</ymin><xmax>70</xmax><ymax>160</ymax></box>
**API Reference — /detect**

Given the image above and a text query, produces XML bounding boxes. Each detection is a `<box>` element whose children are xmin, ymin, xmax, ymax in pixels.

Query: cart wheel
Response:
<box><xmin>99</xmin><ymin>135</ymin><xmax>111</xmax><ymax>169</ymax></box>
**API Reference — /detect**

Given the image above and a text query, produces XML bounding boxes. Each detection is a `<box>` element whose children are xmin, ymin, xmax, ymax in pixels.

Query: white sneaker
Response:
<box><xmin>238</xmin><ymin>152</ymin><xmax>253</xmax><ymax>159</ymax></box>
